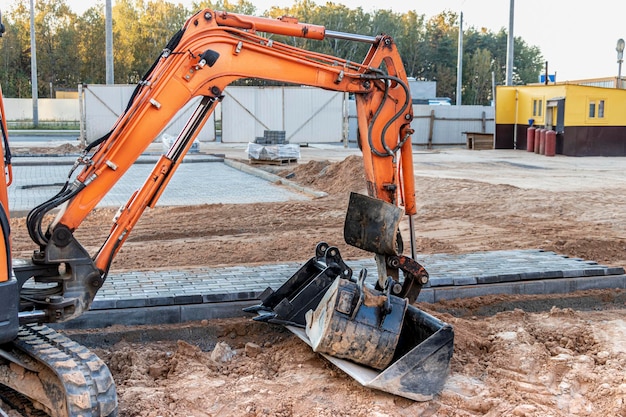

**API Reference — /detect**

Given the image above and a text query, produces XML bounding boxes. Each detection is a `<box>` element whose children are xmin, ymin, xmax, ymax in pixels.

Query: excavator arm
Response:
<box><xmin>19</xmin><ymin>9</ymin><xmax>419</xmax><ymax>323</ymax></box>
<box><xmin>7</xmin><ymin>10</ymin><xmax>452</xmax><ymax>408</ymax></box>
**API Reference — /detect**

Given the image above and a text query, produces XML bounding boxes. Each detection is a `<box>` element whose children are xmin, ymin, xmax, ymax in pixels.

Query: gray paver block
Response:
<box><xmin>453</xmin><ymin>276</ymin><xmax>477</xmax><ymax>286</ymax></box>
<box><xmin>416</xmin><ymin>289</ymin><xmax>434</xmax><ymax>304</ymax></box>
<box><xmin>543</xmin><ymin>278</ymin><xmax>578</xmax><ymax>295</ymax></box>
<box><xmin>537</xmin><ymin>270</ymin><xmax>564</xmax><ymax>279</ymax></box>
<box><xmin>498</xmin><ymin>273</ymin><xmax>522</xmax><ymax>282</ymax></box>
<box><xmin>116</xmin><ymin>299</ymin><xmax>148</xmax><ymax>309</ymax></box>
<box><xmin>433</xmin><ymin>282</ymin><xmax>515</xmax><ymax>302</ymax></box>
<box><xmin>521</xmin><ymin>281</ymin><xmax>545</xmax><ymax>295</ymax></box>
<box><xmin>145</xmin><ymin>297</ymin><xmax>175</xmax><ymax>307</ymax></box>
<box><xmin>583</xmin><ymin>268</ymin><xmax>610</xmax><ymax>276</ymax></box>
<box><xmin>562</xmin><ymin>269</ymin><xmax>586</xmax><ymax>278</ymax></box>
<box><xmin>429</xmin><ymin>276</ymin><xmax>455</xmax><ymax>287</ymax></box>
<box><xmin>181</xmin><ymin>301</ymin><xmax>254</xmax><ymax>322</ymax></box>
<box><xmin>476</xmin><ymin>275</ymin><xmax>500</xmax><ymax>284</ymax></box>
<box><xmin>91</xmin><ymin>299</ymin><xmax>117</xmax><ymax>310</ymax></box>
<box><xmin>574</xmin><ymin>275</ymin><xmax>626</xmax><ymax>291</ymax></box>
<box><xmin>57</xmin><ymin>306</ymin><xmax>183</xmax><ymax>329</ymax></box>
<box><xmin>54</xmin><ymin>249</ymin><xmax>626</xmax><ymax>329</ymax></box>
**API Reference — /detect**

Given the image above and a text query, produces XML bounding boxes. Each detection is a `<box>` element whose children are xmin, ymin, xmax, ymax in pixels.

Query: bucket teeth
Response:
<box><xmin>245</xmin><ymin>243</ymin><xmax>348</xmax><ymax>326</ymax></box>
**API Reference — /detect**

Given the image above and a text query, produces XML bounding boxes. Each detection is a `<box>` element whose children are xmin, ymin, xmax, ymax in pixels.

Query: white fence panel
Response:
<box><xmin>221</xmin><ymin>86</ymin><xmax>343</xmax><ymax>144</ymax></box>
<box><xmin>5</xmin><ymin>98</ymin><xmax>78</xmax><ymax>121</ymax></box>
<box><xmin>221</xmin><ymin>87</ymin><xmax>283</xmax><ymax>143</ymax></box>
<box><xmin>283</xmin><ymin>88</ymin><xmax>343</xmax><ymax>143</ymax></box>
<box><xmin>412</xmin><ymin>105</ymin><xmax>494</xmax><ymax>147</ymax></box>
<box><xmin>6</xmin><ymin>86</ymin><xmax>494</xmax><ymax>148</ymax></box>
<box><xmin>82</xmin><ymin>84</ymin><xmax>215</xmax><ymax>144</ymax></box>
<box><xmin>82</xmin><ymin>85</ymin><xmax>135</xmax><ymax>142</ymax></box>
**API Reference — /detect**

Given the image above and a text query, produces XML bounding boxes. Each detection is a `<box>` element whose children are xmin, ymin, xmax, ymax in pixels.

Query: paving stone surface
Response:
<box><xmin>92</xmin><ymin>249</ymin><xmax>625</xmax><ymax>309</ymax></box>
<box><xmin>8</xmin><ymin>154</ymin><xmax>309</xmax><ymax>213</ymax></box>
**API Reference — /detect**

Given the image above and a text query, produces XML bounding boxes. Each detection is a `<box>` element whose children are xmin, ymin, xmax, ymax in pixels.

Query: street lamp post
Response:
<box><xmin>617</xmin><ymin>38</ymin><xmax>625</xmax><ymax>89</ymax></box>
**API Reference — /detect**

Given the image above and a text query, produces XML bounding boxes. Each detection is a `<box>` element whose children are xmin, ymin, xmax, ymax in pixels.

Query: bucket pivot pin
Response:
<box><xmin>383</xmin><ymin>255</ymin><xmax>429</xmax><ymax>303</ymax></box>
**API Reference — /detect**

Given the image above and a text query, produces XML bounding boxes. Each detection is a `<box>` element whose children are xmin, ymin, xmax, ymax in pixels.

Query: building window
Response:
<box><xmin>598</xmin><ymin>100</ymin><xmax>605</xmax><ymax>118</ymax></box>
<box><xmin>532</xmin><ymin>98</ymin><xmax>543</xmax><ymax>117</ymax></box>
<box><xmin>588</xmin><ymin>99</ymin><xmax>606</xmax><ymax>119</ymax></box>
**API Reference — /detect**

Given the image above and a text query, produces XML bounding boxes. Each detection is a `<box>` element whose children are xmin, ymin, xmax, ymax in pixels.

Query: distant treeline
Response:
<box><xmin>0</xmin><ymin>0</ymin><xmax>543</xmax><ymax>105</ymax></box>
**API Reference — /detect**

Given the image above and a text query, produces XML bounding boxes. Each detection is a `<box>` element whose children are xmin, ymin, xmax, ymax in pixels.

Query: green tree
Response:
<box><xmin>111</xmin><ymin>0</ymin><xmax>142</xmax><ymax>83</ymax></box>
<box><xmin>422</xmin><ymin>11</ymin><xmax>459</xmax><ymax>100</ymax></box>
<box><xmin>463</xmin><ymin>48</ymin><xmax>493</xmax><ymax>104</ymax></box>
<box><xmin>192</xmin><ymin>0</ymin><xmax>256</xmax><ymax>15</ymax></box>
<box><xmin>395</xmin><ymin>11</ymin><xmax>427</xmax><ymax>79</ymax></box>
<box><xmin>134</xmin><ymin>0</ymin><xmax>189</xmax><ymax>77</ymax></box>
<box><xmin>0</xmin><ymin>0</ymin><xmax>544</xmax><ymax>105</ymax></box>
<box><xmin>34</xmin><ymin>0</ymin><xmax>80</xmax><ymax>96</ymax></box>
<box><xmin>513</xmin><ymin>37</ymin><xmax>543</xmax><ymax>85</ymax></box>
<box><xmin>75</xmin><ymin>6</ymin><xmax>107</xmax><ymax>84</ymax></box>
<box><xmin>0</xmin><ymin>2</ymin><xmax>31</xmax><ymax>97</ymax></box>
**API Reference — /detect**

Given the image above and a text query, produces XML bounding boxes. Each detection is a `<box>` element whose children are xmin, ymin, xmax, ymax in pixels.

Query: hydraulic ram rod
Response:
<box><xmin>325</xmin><ymin>30</ymin><xmax>377</xmax><ymax>44</ymax></box>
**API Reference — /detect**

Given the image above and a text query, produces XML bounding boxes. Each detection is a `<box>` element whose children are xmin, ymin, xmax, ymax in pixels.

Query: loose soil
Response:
<box><xmin>5</xmin><ymin>146</ymin><xmax>626</xmax><ymax>416</ymax></box>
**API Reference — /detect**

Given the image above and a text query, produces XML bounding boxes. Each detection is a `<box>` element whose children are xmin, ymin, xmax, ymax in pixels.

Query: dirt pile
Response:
<box><xmin>277</xmin><ymin>155</ymin><xmax>367</xmax><ymax>195</ymax></box>
<box><xmin>12</xmin><ymin>142</ymin><xmax>84</xmax><ymax>156</ymax></box>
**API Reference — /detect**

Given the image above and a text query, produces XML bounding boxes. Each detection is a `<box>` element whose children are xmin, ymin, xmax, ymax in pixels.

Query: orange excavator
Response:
<box><xmin>0</xmin><ymin>9</ymin><xmax>453</xmax><ymax>415</ymax></box>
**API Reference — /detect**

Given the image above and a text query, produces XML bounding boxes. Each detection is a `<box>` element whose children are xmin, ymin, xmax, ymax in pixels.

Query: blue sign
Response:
<box><xmin>539</xmin><ymin>74</ymin><xmax>556</xmax><ymax>83</ymax></box>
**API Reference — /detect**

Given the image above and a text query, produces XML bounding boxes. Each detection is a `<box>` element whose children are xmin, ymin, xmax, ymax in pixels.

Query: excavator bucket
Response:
<box><xmin>344</xmin><ymin>192</ymin><xmax>404</xmax><ymax>256</ymax></box>
<box><xmin>246</xmin><ymin>258</ymin><xmax>454</xmax><ymax>400</ymax></box>
<box><xmin>245</xmin><ymin>192</ymin><xmax>454</xmax><ymax>400</ymax></box>
<box><xmin>243</xmin><ymin>242</ymin><xmax>353</xmax><ymax>326</ymax></box>
<box><xmin>290</xmin><ymin>303</ymin><xmax>453</xmax><ymax>401</ymax></box>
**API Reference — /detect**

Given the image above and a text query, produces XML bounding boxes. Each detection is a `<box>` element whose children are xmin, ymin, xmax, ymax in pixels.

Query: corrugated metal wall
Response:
<box><xmin>411</xmin><ymin>105</ymin><xmax>494</xmax><ymax>147</ymax></box>
<box><xmin>81</xmin><ymin>85</ymin><xmax>216</xmax><ymax>143</ymax></box>
<box><xmin>221</xmin><ymin>86</ymin><xmax>343</xmax><ymax>143</ymax></box>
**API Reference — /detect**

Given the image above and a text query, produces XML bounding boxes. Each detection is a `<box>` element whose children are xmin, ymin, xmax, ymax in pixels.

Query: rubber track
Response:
<box><xmin>12</xmin><ymin>324</ymin><xmax>118</xmax><ymax>417</ymax></box>
<box><xmin>0</xmin><ymin>384</ymin><xmax>49</xmax><ymax>417</ymax></box>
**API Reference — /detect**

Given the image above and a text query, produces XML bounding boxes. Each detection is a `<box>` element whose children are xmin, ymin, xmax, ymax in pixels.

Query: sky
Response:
<box><xmin>62</xmin><ymin>0</ymin><xmax>626</xmax><ymax>82</ymax></box>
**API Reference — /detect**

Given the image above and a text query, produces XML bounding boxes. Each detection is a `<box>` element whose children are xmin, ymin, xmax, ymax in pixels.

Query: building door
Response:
<box><xmin>546</xmin><ymin>98</ymin><xmax>565</xmax><ymax>153</ymax></box>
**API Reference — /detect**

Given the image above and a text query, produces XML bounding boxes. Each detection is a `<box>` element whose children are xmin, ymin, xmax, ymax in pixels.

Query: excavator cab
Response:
<box><xmin>246</xmin><ymin>193</ymin><xmax>454</xmax><ymax>401</ymax></box>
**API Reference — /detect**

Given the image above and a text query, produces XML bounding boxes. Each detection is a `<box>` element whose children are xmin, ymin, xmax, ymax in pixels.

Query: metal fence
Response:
<box><xmin>6</xmin><ymin>85</ymin><xmax>494</xmax><ymax>148</ymax></box>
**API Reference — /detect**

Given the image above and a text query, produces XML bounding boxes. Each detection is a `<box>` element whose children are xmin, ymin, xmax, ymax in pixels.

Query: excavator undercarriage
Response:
<box><xmin>0</xmin><ymin>324</ymin><xmax>117</xmax><ymax>417</ymax></box>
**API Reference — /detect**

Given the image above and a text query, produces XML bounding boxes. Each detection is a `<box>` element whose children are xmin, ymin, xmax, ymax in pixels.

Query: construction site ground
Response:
<box><xmin>4</xmin><ymin>141</ymin><xmax>626</xmax><ymax>416</ymax></box>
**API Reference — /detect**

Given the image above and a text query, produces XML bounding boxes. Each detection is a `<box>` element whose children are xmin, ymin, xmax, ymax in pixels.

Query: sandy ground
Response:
<box><xmin>5</xmin><ymin>144</ymin><xmax>626</xmax><ymax>416</ymax></box>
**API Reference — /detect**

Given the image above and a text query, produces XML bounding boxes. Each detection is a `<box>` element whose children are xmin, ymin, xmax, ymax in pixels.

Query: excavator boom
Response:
<box><xmin>22</xmin><ymin>9</ymin><xmax>421</xmax><ymax>321</ymax></box>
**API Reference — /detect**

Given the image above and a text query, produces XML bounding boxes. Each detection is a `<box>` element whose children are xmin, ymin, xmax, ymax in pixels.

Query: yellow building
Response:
<box><xmin>495</xmin><ymin>84</ymin><xmax>626</xmax><ymax>156</ymax></box>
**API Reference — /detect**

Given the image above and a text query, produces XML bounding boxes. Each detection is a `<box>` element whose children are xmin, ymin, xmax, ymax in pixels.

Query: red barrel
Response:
<box><xmin>533</xmin><ymin>128</ymin><xmax>541</xmax><ymax>153</ymax></box>
<box><xmin>539</xmin><ymin>129</ymin><xmax>546</xmax><ymax>155</ymax></box>
<box><xmin>545</xmin><ymin>130</ymin><xmax>556</xmax><ymax>157</ymax></box>
<box><xmin>526</xmin><ymin>127</ymin><xmax>536</xmax><ymax>152</ymax></box>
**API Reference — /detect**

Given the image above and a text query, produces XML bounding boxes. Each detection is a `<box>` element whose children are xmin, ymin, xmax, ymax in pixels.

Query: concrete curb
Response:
<box><xmin>224</xmin><ymin>158</ymin><xmax>328</xmax><ymax>199</ymax></box>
